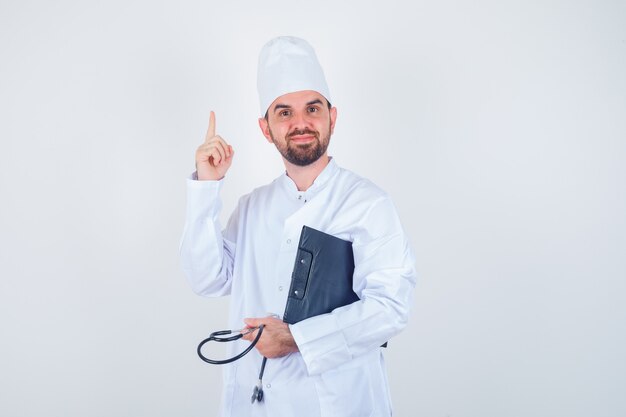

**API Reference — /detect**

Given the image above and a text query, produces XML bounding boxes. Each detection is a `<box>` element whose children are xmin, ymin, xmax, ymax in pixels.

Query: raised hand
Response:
<box><xmin>195</xmin><ymin>111</ymin><xmax>234</xmax><ymax>180</ymax></box>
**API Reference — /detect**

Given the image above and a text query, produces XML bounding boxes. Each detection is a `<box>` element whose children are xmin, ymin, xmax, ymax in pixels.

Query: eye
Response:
<box><xmin>279</xmin><ymin>109</ymin><xmax>291</xmax><ymax>117</ymax></box>
<box><xmin>307</xmin><ymin>106</ymin><xmax>319</xmax><ymax>113</ymax></box>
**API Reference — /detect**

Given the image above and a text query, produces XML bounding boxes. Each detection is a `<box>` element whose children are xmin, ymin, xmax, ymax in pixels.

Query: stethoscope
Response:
<box><xmin>197</xmin><ymin>325</ymin><xmax>268</xmax><ymax>403</ymax></box>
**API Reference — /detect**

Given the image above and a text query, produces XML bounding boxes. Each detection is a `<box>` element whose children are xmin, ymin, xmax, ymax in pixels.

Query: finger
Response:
<box><xmin>209</xmin><ymin>149</ymin><xmax>222</xmax><ymax>165</ymax></box>
<box><xmin>205</xmin><ymin>111</ymin><xmax>216</xmax><ymax>143</ymax></box>
<box><xmin>211</xmin><ymin>137</ymin><xmax>228</xmax><ymax>164</ymax></box>
<box><xmin>241</xmin><ymin>326</ymin><xmax>260</xmax><ymax>342</ymax></box>
<box><xmin>201</xmin><ymin>138</ymin><xmax>227</xmax><ymax>164</ymax></box>
<box><xmin>199</xmin><ymin>144</ymin><xmax>222</xmax><ymax>165</ymax></box>
<box><xmin>244</xmin><ymin>318</ymin><xmax>262</xmax><ymax>328</ymax></box>
<box><xmin>209</xmin><ymin>136</ymin><xmax>227</xmax><ymax>163</ymax></box>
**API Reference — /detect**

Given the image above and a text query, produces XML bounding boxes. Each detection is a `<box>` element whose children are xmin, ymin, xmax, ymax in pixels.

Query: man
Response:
<box><xmin>180</xmin><ymin>36</ymin><xmax>416</xmax><ymax>417</ymax></box>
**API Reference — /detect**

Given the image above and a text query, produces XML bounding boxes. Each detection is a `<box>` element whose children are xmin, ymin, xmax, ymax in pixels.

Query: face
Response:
<box><xmin>259</xmin><ymin>90</ymin><xmax>337</xmax><ymax>167</ymax></box>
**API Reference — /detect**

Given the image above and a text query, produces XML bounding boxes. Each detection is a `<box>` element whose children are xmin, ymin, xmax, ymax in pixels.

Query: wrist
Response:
<box><xmin>195</xmin><ymin>168</ymin><xmax>224</xmax><ymax>181</ymax></box>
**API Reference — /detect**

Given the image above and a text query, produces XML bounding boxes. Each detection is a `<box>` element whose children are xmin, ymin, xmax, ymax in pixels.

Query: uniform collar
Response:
<box><xmin>279</xmin><ymin>157</ymin><xmax>339</xmax><ymax>202</ymax></box>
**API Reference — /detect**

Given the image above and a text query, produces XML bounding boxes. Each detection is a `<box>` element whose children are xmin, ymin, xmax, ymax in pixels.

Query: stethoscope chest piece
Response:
<box><xmin>251</xmin><ymin>382</ymin><xmax>264</xmax><ymax>403</ymax></box>
<box><xmin>251</xmin><ymin>356</ymin><xmax>268</xmax><ymax>403</ymax></box>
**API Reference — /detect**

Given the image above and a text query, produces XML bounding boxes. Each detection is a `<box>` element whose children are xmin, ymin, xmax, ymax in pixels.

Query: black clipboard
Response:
<box><xmin>283</xmin><ymin>226</ymin><xmax>360</xmax><ymax>325</ymax></box>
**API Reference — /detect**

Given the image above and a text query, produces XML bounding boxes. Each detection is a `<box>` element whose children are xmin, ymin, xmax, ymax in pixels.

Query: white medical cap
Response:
<box><xmin>257</xmin><ymin>36</ymin><xmax>331</xmax><ymax>116</ymax></box>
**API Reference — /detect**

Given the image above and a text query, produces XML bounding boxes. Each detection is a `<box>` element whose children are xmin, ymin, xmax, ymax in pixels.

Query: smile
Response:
<box><xmin>289</xmin><ymin>135</ymin><xmax>316</xmax><ymax>144</ymax></box>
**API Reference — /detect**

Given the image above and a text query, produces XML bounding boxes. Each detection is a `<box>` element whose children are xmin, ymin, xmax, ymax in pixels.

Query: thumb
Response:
<box><xmin>243</xmin><ymin>318</ymin><xmax>262</xmax><ymax>328</ymax></box>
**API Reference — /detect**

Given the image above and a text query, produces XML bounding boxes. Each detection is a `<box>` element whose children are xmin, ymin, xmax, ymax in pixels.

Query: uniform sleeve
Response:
<box><xmin>179</xmin><ymin>175</ymin><xmax>237</xmax><ymax>297</ymax></box>
<box><xmin>289</xmin><ymin>196</ymin><xmax>417</xmax><ymax>375</ymax></box>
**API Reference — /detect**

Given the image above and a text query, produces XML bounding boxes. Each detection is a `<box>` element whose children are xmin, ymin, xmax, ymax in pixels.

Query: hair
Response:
<box><xmin>264</xmin><ymin>99</ymin><xmax>332</xmax><ymax>120</ymax></box>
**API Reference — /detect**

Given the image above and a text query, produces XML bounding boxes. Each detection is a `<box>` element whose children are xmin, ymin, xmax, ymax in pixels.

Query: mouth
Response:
<box><xmin>288</xmin><ymin>129</ymin><xmax>318</xmax><ymax>145</ymax></box>
<box><xmin>289</xmin><ymin>134</ymin><xmax>316</xmax><ymax>144</ymax></box>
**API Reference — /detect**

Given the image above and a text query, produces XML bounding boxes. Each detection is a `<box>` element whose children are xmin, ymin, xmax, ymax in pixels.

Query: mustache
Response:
<box><xmin>288</xmin><ymin>128</ymin><xmax>319</xmax><ymax>138</ymax></box>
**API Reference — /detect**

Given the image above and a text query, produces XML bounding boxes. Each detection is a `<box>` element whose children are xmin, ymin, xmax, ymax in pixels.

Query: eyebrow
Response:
<box><xmin>272</xmin><ymin>99</ymin><xmax>324</xmax><ymax>114</ymax></box>
<box><xmin>272</xmin><ymin>103</ymin><xmax>291</xmax><ymax>113</ymax></box>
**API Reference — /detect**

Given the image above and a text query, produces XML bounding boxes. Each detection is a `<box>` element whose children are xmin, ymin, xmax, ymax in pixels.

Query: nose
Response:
<box><xmin>290</xmin><ymin>110</ymin><xmax>313</xmax><ymax>131</ymax></box>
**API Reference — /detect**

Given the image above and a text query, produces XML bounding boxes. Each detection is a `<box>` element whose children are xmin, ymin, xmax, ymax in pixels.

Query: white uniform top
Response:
<box><xmin>180</xmin><ymin>158</ymin><xmax>416</xmax><ymax>417</ymax></box>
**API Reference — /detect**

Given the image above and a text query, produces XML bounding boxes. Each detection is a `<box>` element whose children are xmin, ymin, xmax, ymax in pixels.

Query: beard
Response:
<box><xmin>269</xmin><ymin>125</ymin><xmax>331</xmax><ymax>167</ymax></box>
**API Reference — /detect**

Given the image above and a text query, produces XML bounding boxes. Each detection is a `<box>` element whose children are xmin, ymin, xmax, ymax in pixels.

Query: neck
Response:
<box><xmin>284</xmin><ymin>154</ymin><xmax>330</xmax><ymax>191</ymax></box>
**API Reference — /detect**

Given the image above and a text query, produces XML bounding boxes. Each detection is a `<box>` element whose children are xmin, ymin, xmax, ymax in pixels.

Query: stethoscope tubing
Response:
<box><xmin>197</xmin><ymin>325</ymin><xmax>265</xmax><ymax>365</ymax></box>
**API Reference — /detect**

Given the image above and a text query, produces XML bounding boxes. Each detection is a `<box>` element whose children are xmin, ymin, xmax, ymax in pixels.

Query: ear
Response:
<box><xmin>329</xmin><ymin>107</ymin><xmax>337</xmax><ymax>135</ymax></box>
<box><xmin>258</xmin><ymin>117</ymin><xmax>273</xmax><ymax>144</ymax></box>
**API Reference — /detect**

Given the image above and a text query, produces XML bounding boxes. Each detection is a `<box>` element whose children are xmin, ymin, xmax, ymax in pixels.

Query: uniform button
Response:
<box><xmin>278</xmin><ymin>286</ymin><xmax>283</xmax><ymax>291</ymax></box>
<box><xmin>286</xmin><ymin>239</ymin><xmax>291</xmax><ymax>244</ymax></box>
<box><xmin>266</xmin><ymin>383</ymin><xmax>271</xmax><ymax>389</ymax></box>
<box><xmin>298</xmin><ymin>195</ymin><xmax>302</xmax><ymax>200</ymax></box>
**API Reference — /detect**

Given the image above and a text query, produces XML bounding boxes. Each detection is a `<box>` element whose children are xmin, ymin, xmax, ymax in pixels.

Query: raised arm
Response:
<box><xmin>180</xmin><ymin>111</ymin><xmax>237</xmax><ymax>296</ymax></box>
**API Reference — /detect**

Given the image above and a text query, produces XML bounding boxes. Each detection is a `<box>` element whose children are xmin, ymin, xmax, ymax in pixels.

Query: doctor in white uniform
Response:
<box><xmin>180</xmin><ymin>36</ymin><xmax>417</xmax><ymax>417</ymax></box>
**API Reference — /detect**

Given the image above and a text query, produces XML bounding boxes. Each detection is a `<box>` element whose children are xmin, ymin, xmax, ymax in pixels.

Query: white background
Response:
<box><xmin>1</xmin><ymin>1</ymin><xmax>625</xmax><ymax>416</ymax></box>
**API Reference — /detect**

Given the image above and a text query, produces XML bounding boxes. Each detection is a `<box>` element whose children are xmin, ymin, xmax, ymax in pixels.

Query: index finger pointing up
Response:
<box><xmin>205</xmin><ymin>110</ymin><xmax>216</xmax><ymax>142</ymax></box>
